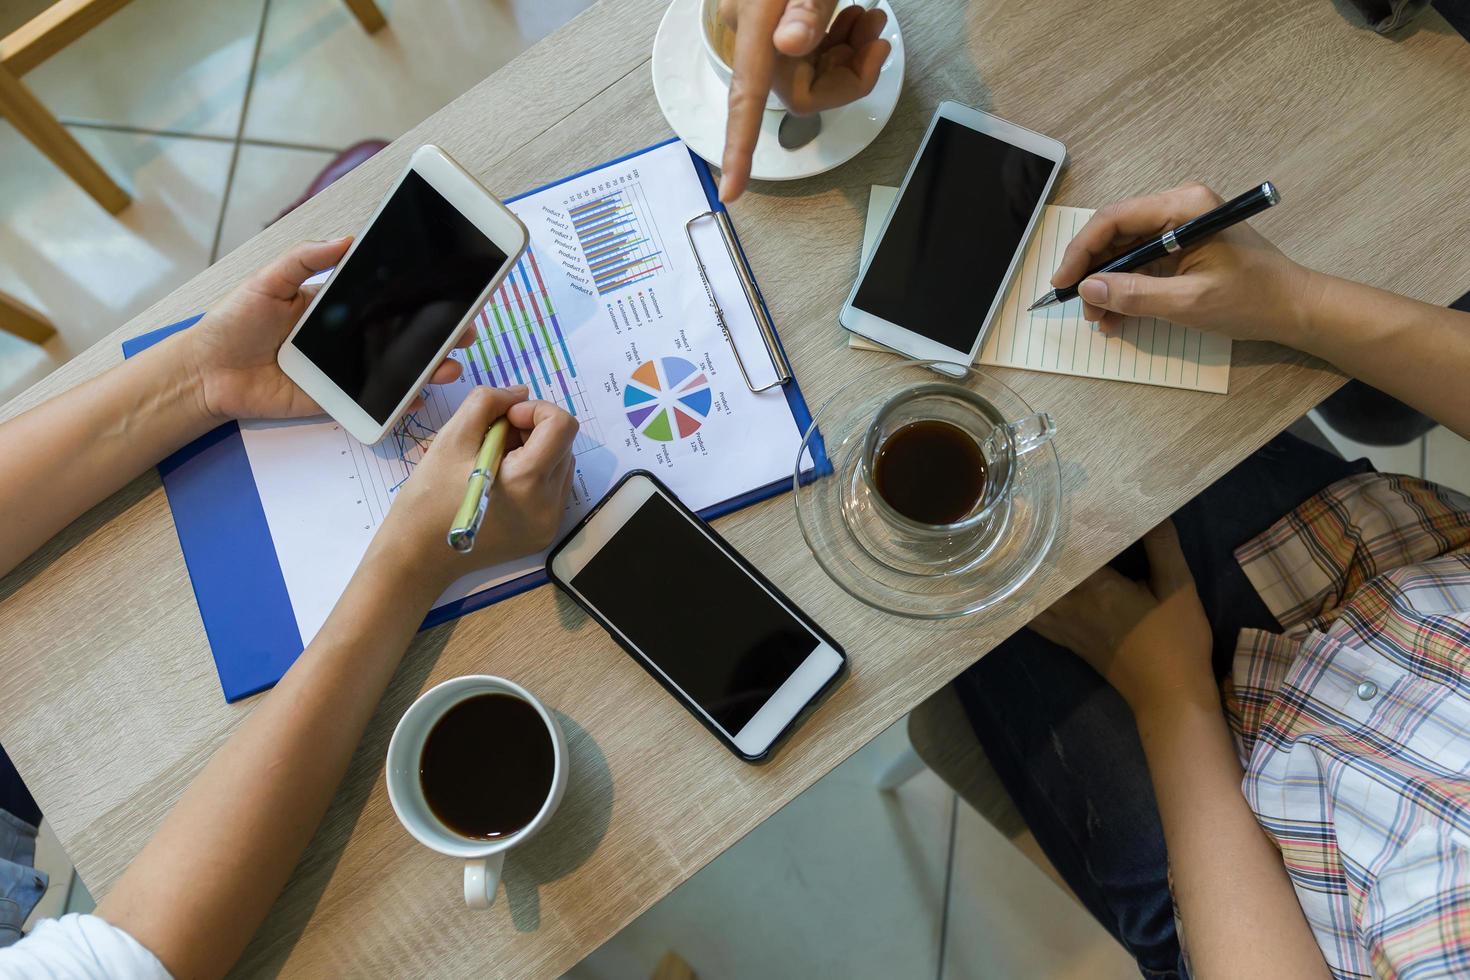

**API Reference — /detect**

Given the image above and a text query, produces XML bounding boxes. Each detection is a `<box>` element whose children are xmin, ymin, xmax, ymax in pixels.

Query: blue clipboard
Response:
<box><xmin>123</xmin><ymin>140</ymin><xmax>829</xmax><ymax>703</ymax></box>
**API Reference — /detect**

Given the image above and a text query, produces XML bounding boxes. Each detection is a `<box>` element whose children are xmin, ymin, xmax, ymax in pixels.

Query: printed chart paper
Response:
<box><xmin>849</xmin><ymin>187</ymin><xmax>1231</xmax><ymax>394</ymax></box>
<box><xmin>241</xmin><ymin>142</ymin><xmax>808</xmax><ymax>644</ymax></box>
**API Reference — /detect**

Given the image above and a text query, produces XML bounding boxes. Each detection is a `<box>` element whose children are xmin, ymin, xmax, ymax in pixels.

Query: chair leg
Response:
<box><xmin>0</xmin><ymin>291</ymin><xmax>56</xmax><ymax>345</ymax></box>
<box><xmin>341</xmin><ymin>0</ymin><xmax>386</xmax><ymax>33</ymax></box>
<box><xmin>0</xmin><ymin>64</ymin><xmax>128</xmax><ymax>214</ymax></box>
<box><xmin>874</xmin><ymin>743</ymin><xmax>925</xmax><ymax>792</ymax></box>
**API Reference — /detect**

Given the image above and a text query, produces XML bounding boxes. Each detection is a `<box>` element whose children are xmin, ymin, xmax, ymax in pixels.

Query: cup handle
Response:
<box><xmin>464</xmin><ymin>852</ymin><xmax>505</xmax><ymax>909</ymax></box>
<box><xmin>1007</xmin><ymin>412</ymin><xmax>1056</xmax><ymax>455</ymax></box>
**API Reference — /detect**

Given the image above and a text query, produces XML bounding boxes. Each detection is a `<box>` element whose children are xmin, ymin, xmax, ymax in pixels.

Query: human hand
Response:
<box><xmin>1030</xmin><ymin>521</ymin><xmax>1215</xmax><ymax>718</ymax></box>
<box><xmin>184</xmin><ymin>238</ymin><xmax>470</xmax><ymax>422</ymax></box>
<box><xmin>718</xmin><ymin>0</ymin><xmax>891</xmax><ymax>202</ymax></box>
<box><xmin>1053</xmin><ymin>183</ymin><xmax>1322</xmax><ymax>346</ymax></box>
<box><xmin>371</xmin><ymin>385</ymin><xmax>578</xmax><ymax>591</ymax></box>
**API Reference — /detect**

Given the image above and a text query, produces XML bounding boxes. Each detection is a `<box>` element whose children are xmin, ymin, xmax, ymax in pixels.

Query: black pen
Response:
<box><xmin>1028</xmin><ymin>181</ymin><xmax>1281</xmax><ymax>312</ymax></box>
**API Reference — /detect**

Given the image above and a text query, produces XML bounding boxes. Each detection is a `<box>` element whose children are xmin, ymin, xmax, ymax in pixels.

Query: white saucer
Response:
<box><xmin>651</xmin><ymin>0</ymin><xmax>905</xmax><ymax>183</ymax></box>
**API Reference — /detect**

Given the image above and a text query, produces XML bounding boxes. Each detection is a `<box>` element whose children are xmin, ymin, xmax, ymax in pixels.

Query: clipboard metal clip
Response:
<box><xmin>685</xmin><ymin>210</ymin><xmax>792</xmax><ymax>393</ymax></box>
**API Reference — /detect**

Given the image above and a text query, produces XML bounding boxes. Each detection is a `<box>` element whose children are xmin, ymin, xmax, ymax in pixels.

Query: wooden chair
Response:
<box><xmin>0</xmin><ymin>0</ymin><xmax>387</xmax><ymax>214</ymax></box>
<box><xmin>0</xmin><ymin>289</ymin><xmax>55</xmax><ymax>344</ymax></box>
<box><xmin>878</xmin><ymin>683</ymin><xmax>1075</xmax><ymax>898</ymax></box>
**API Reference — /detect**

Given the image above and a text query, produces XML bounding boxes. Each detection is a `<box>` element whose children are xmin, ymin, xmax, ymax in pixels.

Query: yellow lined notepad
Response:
<box><xmin>848</xmin><ymin>187</ymin><xmax>1231</xmax><ymax>394</ymax></box>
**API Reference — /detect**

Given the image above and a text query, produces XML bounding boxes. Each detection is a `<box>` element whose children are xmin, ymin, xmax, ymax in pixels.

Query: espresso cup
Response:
<box><xmin>386</xmin><ymin>675</ymin><xmax>567</xmax><ymax>909</ymax></box>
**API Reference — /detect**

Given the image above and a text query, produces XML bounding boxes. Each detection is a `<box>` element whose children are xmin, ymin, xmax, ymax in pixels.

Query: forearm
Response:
<box><xmin>1297</xmin><ymin>272</ymin><xmax>1470</xmax><ymax>439</ymax></box>
<box><xmin>97</xmin><ymin>534</ymin><xmax>447</xmax><ymax>980</ymax></box>
<box><xmin>1135</xmin><ymin>696</ymin><xmax>1328</xmax><ymax>979</ymax></box>
<box><xmin>0</xmin><ymin>334</ymin><xmax>218</xmax><ymax>577</ymax></box>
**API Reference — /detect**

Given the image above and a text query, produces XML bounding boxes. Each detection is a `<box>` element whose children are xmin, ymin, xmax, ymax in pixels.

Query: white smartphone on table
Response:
<box><xmin>546</xmin><ymin>471</ymin><xmax>846</xmax><ymax>762</ymax></box>
<box><xmin>277</xmin><ymin>144</ymin><xmax>528</xmax><ymax>445</ymax></box>
<box><xmin>840</xmin><ymin>101</ymin><xmax>1066</xmax><ymax>363</ymax></box>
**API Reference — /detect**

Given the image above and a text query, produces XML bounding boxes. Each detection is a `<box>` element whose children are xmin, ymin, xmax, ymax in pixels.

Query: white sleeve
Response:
<box><xmin>0</xmin><ymin>914</ymin><xmax>170</xmax><ymax>980</ymax></box>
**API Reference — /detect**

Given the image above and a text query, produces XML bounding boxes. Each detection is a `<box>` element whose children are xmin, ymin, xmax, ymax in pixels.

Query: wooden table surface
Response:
<box><xmin>2</xmin><ymin>0</ymin><xmax>1467</xmax><ymax>975</ymax></box>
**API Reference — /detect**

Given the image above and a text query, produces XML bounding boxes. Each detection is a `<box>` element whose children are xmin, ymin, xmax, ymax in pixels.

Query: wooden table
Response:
<box><xmin>2</xmin><ymin>1</ymin><xmax>1467</xmax><ymax>975</ymax></box>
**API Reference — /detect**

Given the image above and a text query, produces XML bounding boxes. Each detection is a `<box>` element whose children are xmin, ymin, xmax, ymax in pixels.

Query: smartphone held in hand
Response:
<box><xmin>277</xmin><ymin>145</ymin><xmax>528</xmax><ymax>445</ymax></box>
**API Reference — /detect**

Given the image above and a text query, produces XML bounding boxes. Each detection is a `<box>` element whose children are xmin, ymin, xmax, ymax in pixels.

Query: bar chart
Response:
<box><xmin>569</xmin><ymin>184</ymin><xmax>666</xmax><ymax>295</ymax></box>
<box><xmin>460</xmin><ymin>245</ymin><xmax>602</xmax><ymax>455</ymax></box>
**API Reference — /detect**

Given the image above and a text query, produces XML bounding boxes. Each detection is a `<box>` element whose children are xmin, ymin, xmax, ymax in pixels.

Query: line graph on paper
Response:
<box><xmin>338</xmin><ymin>377</ymin><xmax>605</xmax><ymax>531</ymax></box>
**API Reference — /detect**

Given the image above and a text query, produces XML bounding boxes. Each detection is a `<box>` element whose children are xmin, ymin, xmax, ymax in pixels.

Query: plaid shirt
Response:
<box><xmin>1224</xmin><ymin>472</ymin><xmax>1470</xmax><ymax>979</ymax></box>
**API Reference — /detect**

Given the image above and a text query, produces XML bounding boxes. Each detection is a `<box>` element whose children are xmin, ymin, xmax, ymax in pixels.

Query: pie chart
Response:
<box><xmin>623</xmin><ymin>356</ymin><xmax>712</xmax><ymax>441</ymax></box>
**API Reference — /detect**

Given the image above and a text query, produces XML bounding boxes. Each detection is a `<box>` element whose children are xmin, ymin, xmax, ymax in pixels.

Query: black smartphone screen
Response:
<box><xmin>568</xmin><ymin>490</ymin><xmax>820</xmax><ymax>735</ymax></box>
<box><xmin>852</xmin><ymin>118</ymin><xmax>1055</xmax><ymax>352</ymax></box>
<box><xmin>291</xmin><ymin>171</ymin><xmax>510</xmax><ymax>424</ymax></box>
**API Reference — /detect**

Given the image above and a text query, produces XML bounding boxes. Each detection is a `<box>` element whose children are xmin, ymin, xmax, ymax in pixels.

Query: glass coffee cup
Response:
<box><xmin>796</xmin><ymin>361</ymin><xmax>1063</xmax><ymax>618</ymax></box>
<box><xmin>845</xmin><ymin>368</ymin><xmax>1055</xmax><ymax>575</ymax></box>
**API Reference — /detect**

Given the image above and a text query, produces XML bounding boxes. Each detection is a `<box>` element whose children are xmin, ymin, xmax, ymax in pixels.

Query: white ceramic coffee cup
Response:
<box><xmin>699</xmin><ymin>0</ymin><xmax>784</xmax><ymax>110</ymax></box>
<box><xmin>386</xmin><ymin>675</ymin><xmax>568</xmax><ymax>909</ymax></box>
<box><xmin>699</xmin><ymin>0</ymin><xmax>874</xmax><ymax>111</ymax></box>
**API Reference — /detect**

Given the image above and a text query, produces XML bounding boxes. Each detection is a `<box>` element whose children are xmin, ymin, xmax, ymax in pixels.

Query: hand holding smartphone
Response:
<box><xmin>277</xmin><ymin>145</ymin><xmax>529</xmax><ymax>444</ymax></box>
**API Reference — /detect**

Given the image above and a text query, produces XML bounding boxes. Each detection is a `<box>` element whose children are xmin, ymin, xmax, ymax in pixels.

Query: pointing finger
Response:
<box><xmin>719</xmin><ymin>0</ymin><xmax>786</xmax><ymax>202</ymax></box>
<box><xmin>774</xmin><ymin>0</ymin><xmax>840</xmax><ymax>54</ymax></box>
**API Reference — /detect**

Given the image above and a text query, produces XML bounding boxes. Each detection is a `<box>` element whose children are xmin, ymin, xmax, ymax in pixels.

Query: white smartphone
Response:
<box><xmin>277</xmin><ymin>145</ymin><xmax>529</xmax><ymax>445</ymax></box>
<box><xmin>839</xmin><ymin>101</ymin><xmax>1066</xmax><ymax>363</ymax></box>
<box><xmin>546</xmin><ymin>471</ymin><xmax>846</xmax><ymax>762</ymax></box>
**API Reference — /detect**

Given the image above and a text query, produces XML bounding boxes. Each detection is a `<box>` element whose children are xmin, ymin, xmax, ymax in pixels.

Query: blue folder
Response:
<box><xmin>123</xmin><ymin>140</ymin><xmax>828</xmax><ymax>702</ymax></box>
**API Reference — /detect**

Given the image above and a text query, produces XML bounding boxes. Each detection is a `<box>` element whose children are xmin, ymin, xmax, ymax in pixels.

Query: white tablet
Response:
<box><xmin>277</xmin><ymin>145</ymin><xmax>528</xmax><ymax>444</ymax></box>
<box><xmin>839</xmin><ymin>101</ymin><xmax>1066</xmax><ymax>363</ymax></box>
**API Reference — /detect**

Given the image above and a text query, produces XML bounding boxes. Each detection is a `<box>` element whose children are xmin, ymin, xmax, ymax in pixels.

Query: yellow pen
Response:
<box><xmin>446</xmin><ymin>416</ymin><xmax>511</xmax><ymax>554</ymax></box>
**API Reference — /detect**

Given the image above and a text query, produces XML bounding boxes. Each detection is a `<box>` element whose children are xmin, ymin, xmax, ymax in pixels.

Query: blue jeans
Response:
<box><xmin>0</xmin><ymin>809</ymin><xmax>46</xmax><ymax>947</ymax></box>
<box><xmin>0</xmin><ymin>745</ymin><xmax>45</xmax><ymax>946</ymax></box>
<box><xmin>954</xmin><ymin>433</ymin><xmax>1368</xmax><ymax>978</ymax></box>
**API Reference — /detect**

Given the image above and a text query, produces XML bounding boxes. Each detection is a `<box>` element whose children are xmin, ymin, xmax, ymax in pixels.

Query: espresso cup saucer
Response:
<box><xmin>650</xmin><ymin>0</ymin><xmax>905</xmax><ymax>183</ymax></box>
<box><xmin>794</xmin><ymin>363</ymin><xmax>1063</xmax><ymax>620</ymax></box>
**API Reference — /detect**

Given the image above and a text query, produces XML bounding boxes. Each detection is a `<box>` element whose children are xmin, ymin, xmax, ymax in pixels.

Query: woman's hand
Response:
<box><xmin>1030</xmin><ymin>521</ymin><xmax>1214</xmax><ymax>717</ymax></box>
<box><xmin>1053</xmin><ymin>183</ymin><xmax>1323</xmax><ymax>345</ymax></box>
<box><xmin>369</xmin><ymin>385</ymin><xmax>578</xmax><ymax>591</ymax></box>
<box><xmin>184</xmin><ymin>238</ymin><xmax>469</xmax><ymax>422</ymax></box>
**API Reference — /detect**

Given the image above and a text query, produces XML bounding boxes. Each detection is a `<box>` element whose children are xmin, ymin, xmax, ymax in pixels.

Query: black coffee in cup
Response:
<box><xmin>873</xmin><ymin>419</ymin><xmax>988</xmax><ymax>525</ymax></box>
<box><xmin>419</xmin><ymin>693</ymin><xmax>554</xmax><ymax>840</ymax></box>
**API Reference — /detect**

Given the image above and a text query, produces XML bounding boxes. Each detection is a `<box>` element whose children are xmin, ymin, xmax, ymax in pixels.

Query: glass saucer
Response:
<box><xmin>794</xmin><ymin>361</ymin><xmax>1062</xmax><ymax>619</ymax></box>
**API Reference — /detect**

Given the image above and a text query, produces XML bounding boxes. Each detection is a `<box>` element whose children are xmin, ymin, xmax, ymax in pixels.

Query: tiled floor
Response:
<box><xmin>1308</xmin><ymin>411</ymin><xmax>1470</xmax><ymax>494</ymax></box>
<box><xmin>5</xmin><ymin>1</ymin><xmax>1470</xmax><ymax>978</ymax></box>
<box><xmin>0</xmin><ymin>0</ymin><xmax>599</xmax><ymax>410</ymax></box>
<box><xmin>566</xmin><ymin>721</ymin><xmax>1136</xmax><ymax>980</ymax></box>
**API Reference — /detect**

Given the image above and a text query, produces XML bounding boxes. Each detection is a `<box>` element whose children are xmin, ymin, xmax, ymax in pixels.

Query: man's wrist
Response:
<box><xmin>1285</xmin><ymin>266</ymin><xmax>1335</xmax><ymax>358</ymax></box>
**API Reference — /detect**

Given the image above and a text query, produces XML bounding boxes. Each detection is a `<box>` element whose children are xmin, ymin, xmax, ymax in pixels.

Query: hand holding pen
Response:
<box><xmin>359</xmin><ymin>387</ymin><xmax>578</xmax><ymax>589</ymax></box>
<box><xmin>435</xmin><ymin>386</ymin><xmax>579</xmax><ymax>560</ymax></box>
<box><xmin>1034</xmin><ymin>182</ymin><xmax>1295</xmax><ymax>336</ymax></box>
